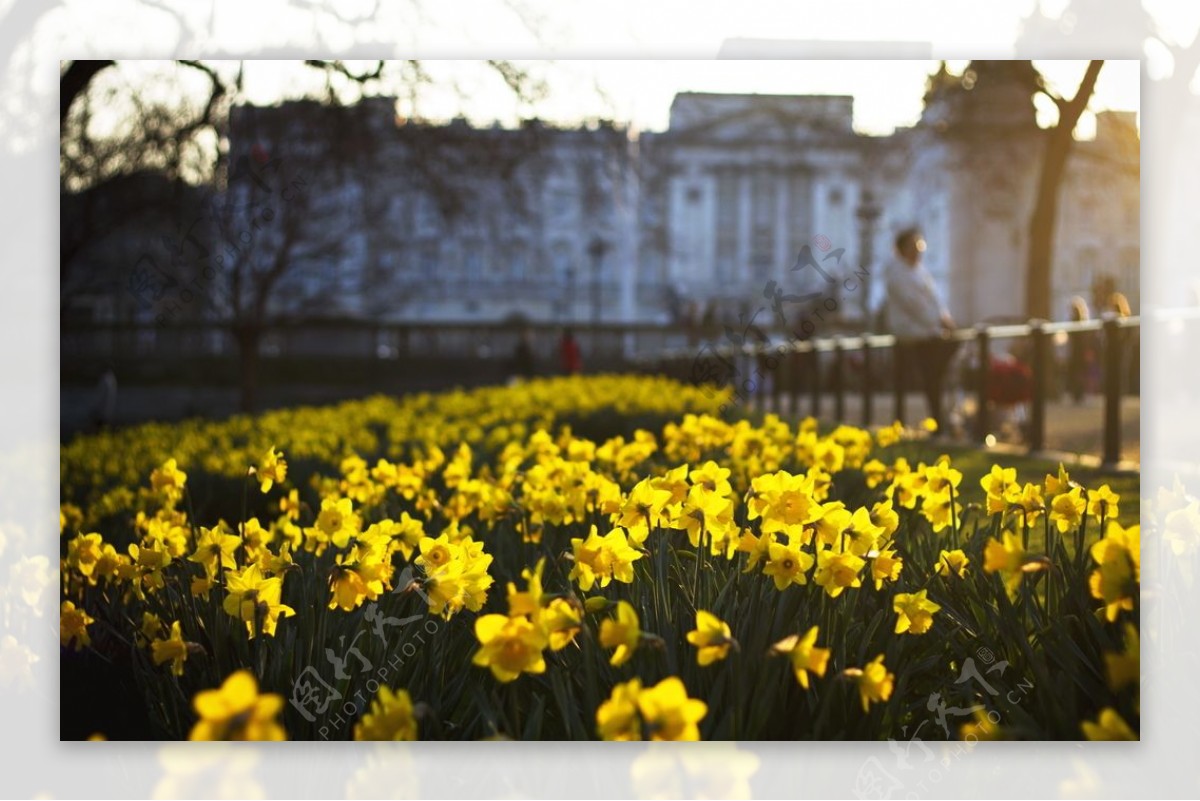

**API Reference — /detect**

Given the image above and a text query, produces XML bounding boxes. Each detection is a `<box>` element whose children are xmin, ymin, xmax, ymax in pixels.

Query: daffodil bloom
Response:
<box><xmin>1012</xmin><ymin>482</ymin><xmax>1046</xmax><ymax>525</ymax></box>
<box><xmin>893</xmin><ymin>589</ymin><xmax>941</xmax><ymax>635</ymax></box>
<box><xmin>1050</xmin><ymin>487</ymin><xmax>1087</xmax><ymax>533</ymax></box>
<box><xmin>1087</xmin><ymin>484</ymin><xmax>1120</xmax><ymax>521</ymax></box>
<box><xmin>139</xmin><ymin>611</ymin><xmax>164</xmax><ymax>646</ymax></box>
<box><xmin>328</xmin><ymin>549</ymin><xmax>387</xmax><ymax>612</ymax></box>
<box><xmin>66</xmin><ymin>532</ymin><xmax>105</xmax><ymax>583</ymax></box>
<box><xmin>599</xmin><ymin>600</ymin><xmax>642</xmax><ymax>667</ymax></box>
<box><xmin>314</xmin><ymin>497</ymin><xmax>361</xmax><ymax>549</ymax></box>
<box><xmin>279</xmin><ymin>488</ymin><xmax>301</xmax><ymax>521</ymax></box>
<box><xmin>920</xmin><ymin>491</ymin><xmax>960</xmax><ymax>533</ymax></box>
<box><xmin>506</xmin><ymin>558</ymin><xmax>546</xmax><ymax>617</ymax></box>
<box><xmin>869</xmin><ymin>499</ymin><xmax>899</xmax><ymax>539</ymax></box>
<box><xmin>814</xmin><ymin>548</ymin><xmax>865</xmax><ymax>598</ymax></box>
<box><xmin>734</xmin><ymin>528</ymin><xmax>771</xmax><ymax>575</ymax></box>
<box><xmin>539</xmin><ymin>598</ymin><xmax>582</xmax><ymax>651</ymax></box>
<box><xmin>686</xmin><ymin>610</ymin><xmax>734</xmax><ymax>666</ymax></box>
<box><xmin>958</xmin><ymin>709</ymin><xmax>1005</xmax><ymax>741</ymax></box>
<box><xmin>875</xmin><ymin>421</ymin><xmax>904</xmax><ymax>448</ymax></box>
<box><xmin>689</xmin><ymin>460</ymin><xmax>733</xmax><ymax>496</ymax></box>
<box><xmin>256</xmin><ymin>446</ymin><xmax>288</xmax><ymax>493</ymax></box>
<box><xmin>771</xmin><ymin>626</ymin><xmax>831</xmax><ymax>689</ymax></box>
<box><xmin>614</xmin><ymin>478</ymin><xmax>674</xmax><ymax>544</ymax></box>
<box><xmin>843</xmin><ymin>507</ymin><xmax>885</xmax><ymax>556</ymax></box>
<box><xmin>1081</xmin><ymin>707</ymin><xmax>1137</xmax><ymax>740</ymax></box>
<box><xmin>681</xmin><ymin>484</ymin><xmax>736</xmax><ymax>554</ymax></box>
<box><xmin>353</xmin><ymin>687</ymin><xmax>418</xmax><ymax>741</ymax></box>
<box><xmin>983</xmin><ymin>530</ymin><xmax>1026</xmax><ymax>594</ymax></box>
<box><xmin>845</xmin><ymin>654</ymin><xmax>894</xmax><ymax>712</ymax></box>
<box><xmin>188</xmin><ymin>526</ymin><xmax>242</xmax><ymax>580</ymax></box>
<box><xmin>1044</xmin><ymin>463</ymin><xmax>1072</xmax><ymax>496</ymax></box>
<box><xmin>862</xmin><ymin>459</ymin><xmax>889</xmax><ymax>489</ymax></box>
<box><xmin>870</xmin><ymin>548</ymin><xmax>903</xmax><ymax>590</ymax></box>
<box><xmin>762</xmin><ymin>539</ymin><xmax>815</xmax><ymax>590</ymax></box>
<box><xmin>637</xmin><ymin>677</ymin><xmax>707</xmax><ymax>741</ymax></box>
<box><xmin>151</xmin><ymin>620</ymin><xmax>190</xmax><ymax>676</ymax></box>
<box><xmin>471</xmin><ymin>613</ymin><xmax>548</xmax><ymax>682</ymax></box>
<box><xmin>150</xmin><ymin>458</ymin><xmax>188</xmax><ymax>502</ymax></box>
<box><xmin>935</xmin><ymin>549</ymin><xmax>970</xmax><ymax>578</ymax></box>
<box><xmin>568</xmin><ymin>526</ymin><xmax>642</xmax><ymax>591</ymax></box>
<box><xmin>222</xmin><ymin>563</ymin><xmax>295</xmax><ymax>638</ymax></box>
<box><xmin>1089</xmin><ymin>522</ymin><xmax>1140</xmax><ymax>622</ymax></box>
<box><xmin>60</xmin><ymin>600</ymin><xmax>94</xmax><ymax>650</ymax></box>
<box><xmin>596</xmin><ymin>678</ymin><xmax>644</xmax><ymax>741</ymax></box>
<box><xmin>1102</xmin><ymin>623</ymin><xmax>1140</xmax><ymax>693</ymax></box>
<box><xmin>921</xmin><ymin>459</ymin><xmax>962</xmax><ymax>496</ymax></box>
<box><xmin>188</xmin><ymin>670</ymin><xmax>286</xmax><ymax>741</ymax></box>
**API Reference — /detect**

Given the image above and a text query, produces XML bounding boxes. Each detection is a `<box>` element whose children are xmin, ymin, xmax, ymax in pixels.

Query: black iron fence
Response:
<box><xmin>632</xmin><ymin>309</ymin><xmax>1189</xmax><ymax>468</ymax></box>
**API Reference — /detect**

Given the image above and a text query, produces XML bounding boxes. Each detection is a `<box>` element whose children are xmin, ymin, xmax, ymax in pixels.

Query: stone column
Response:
<box><xmin>736</xmin><ymin>169</ymin><xmax>752</xmax><ymax>286</ymax></box>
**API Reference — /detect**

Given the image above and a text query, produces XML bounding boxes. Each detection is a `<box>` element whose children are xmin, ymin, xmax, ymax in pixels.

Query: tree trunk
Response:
<box><xmin>235</xmin><ymin>325</ymin><xmax>261</xmax><ymax>413</ymax></box>
<box><xmin>1024</xmin><ymin>60</ymin><xmax>1103</xmax><ymax>321</ymax></box>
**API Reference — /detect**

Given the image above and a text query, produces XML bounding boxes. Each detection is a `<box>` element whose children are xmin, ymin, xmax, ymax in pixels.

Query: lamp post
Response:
<box><xmin>587</xmin><ymin>235</ymin><xmax>610</xmax><ymax>326</ymax></box>
<box><xmin>856</xmin><ymin>189</ymin><xmax>881</xmax><ymax>324</ymax></box>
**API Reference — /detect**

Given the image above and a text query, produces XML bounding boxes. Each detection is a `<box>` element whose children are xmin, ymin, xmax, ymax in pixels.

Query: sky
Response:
<box><xmin>227</xmin><ymin>59</ymin><xmax>1140</xmax><ymax>137</ymax></box>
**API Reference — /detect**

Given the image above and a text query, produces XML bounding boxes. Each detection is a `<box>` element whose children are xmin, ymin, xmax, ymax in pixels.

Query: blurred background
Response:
<box><xmin>59</xmin><ymin>55</ymin><xmax>1143</xmax><ymax>463</ymax></box>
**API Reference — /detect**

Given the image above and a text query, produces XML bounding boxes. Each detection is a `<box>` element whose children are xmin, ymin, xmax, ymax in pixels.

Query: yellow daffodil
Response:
<box><xmin>188</xmin><ymin>671</ymin><xmax>286</xmax><ymax>741</ymax></box>
<box><xmin>1050</xmin><ymin>487</ymin><xmax>1087</xmax><ymax>533</ymax></box>
<box><xmin>845</xmin><ymin>654</ymin><xmax>894</xmax><ymax>712</ymax></box>
<box><xmin>256</xmin><ymin>446</ymin><xmax>287</xmax><ymax>493</ymax></box>
<box><xmin>814</xmin><ymin>548</ymin><xmax>865</xmax><ymax>598</ymax></box>
<box><xmin>935</xmin><ymin>549</ymin><xmax>970</xmax><ymax>578</ymax></box>
<box><xmin>893</xmin><ymin>589</ymin><xmax>941</xmax><ymax>635</ymax></box>
<box><xmin>686</xmin><ymin>610</ymin><xmax>735</xmax><ymax>666</ymax></box>
<box><xmin>471</xmin><ymin>613</ymin><xmax>548</xmax><ymax>682</ymax></box>
<box><xmin>762</xmin><ymin>538</ymin><xmax>815</xmax><ymax>590</ymax></box>
<box><xmin>771</xmin><ymin>626</ymin><xmax>831</xmax><ymax>689</ymax></box>
<box><xmin>596</xmin><ymin>678</ymin><xmax>643</xmax><ymax>741</ymax></box>
<box><xmin>60</xmin><ymin>600</ymin><xmax>94</xmax><ymax>650</ymax></box>
<box><xmin>1089</xmin><ymin>522</ymin><xmax>1140</xmax><ymax>622</ymax></box>
<box><xmin>637</xmin><ymin>677</ymin><xmax>707</xmax><ymax>741</ymax></box>
<box><xmin>599</xmin><ymin>600</ymin><xmax>642</xmax><ymax>667</ymax></box>
<box><xmin>870</xmin><ymin>548</ymin><xmax>903</xmax><ymax>590</ymax></box>
<box><xmin>983</xmin><ymin>530</ymin><xmax>1026</xmax><ymax>594</ymax></box>
<box><xmin>151</xmin><ymin>620</ymin><xmax>190</xmax><ymax>676</ymax></box>
<box><xmin>1081</xmin><ymin>708</ymin><xmax>1137</xmax><ymax>741</ymax></box>
<box><xmin>222</xmin><ymin>563</ymin><xmax>295</xmax><ymax>638</ymax></box>
<box><xmin>353</xmin><ymin>687</ymin><xmax>418</xmax><ymax>741</ymax></box>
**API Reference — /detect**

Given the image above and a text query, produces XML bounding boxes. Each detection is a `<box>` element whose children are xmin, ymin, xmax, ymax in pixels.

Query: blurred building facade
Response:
<box><xmin>63</xmin><ymin>60</ymin><xmax>1139</xmax><ymax>331</ymax></box>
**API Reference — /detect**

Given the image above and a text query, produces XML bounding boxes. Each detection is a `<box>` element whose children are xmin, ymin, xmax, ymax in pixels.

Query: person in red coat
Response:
<box><xmin>560</xmin><ymin>328</ymin><xmax>582</xmax><ymax>375</ymax></box>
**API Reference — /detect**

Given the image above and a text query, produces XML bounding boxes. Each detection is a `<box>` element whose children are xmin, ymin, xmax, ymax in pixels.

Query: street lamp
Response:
<box><xmin>587</xmin><ymin>235</ymin><xmax>610</xmax><ymax>326</ymax></box>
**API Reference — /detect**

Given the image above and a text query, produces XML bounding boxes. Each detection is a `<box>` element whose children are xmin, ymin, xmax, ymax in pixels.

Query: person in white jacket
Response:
<box><xmin>883</xmin><ymin>228</ymin><xmax>956</xmax><ymax>429</ymax></box>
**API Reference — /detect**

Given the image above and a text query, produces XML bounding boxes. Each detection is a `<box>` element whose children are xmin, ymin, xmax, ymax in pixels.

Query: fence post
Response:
<box><xmin>974</xmin><ymin>326</ymin><xmax>990</xmax><ymax>443</ymax></box>
<box><xmin>832</xmin><ymin>337</ymin><xmax>846</xmax><ymax>422</ymax></box>
<box><xmin>1102</xmin><ymin>314</ymin><xmax>1122</xmax><ymax>466</ymax></box>
<box><xmin>1029</xmin><ymin>320</ymin><xmax>1046</xmax><ymax>453</ymax></box>
<box><xmin>861</xmin><ymin>337</ymin><xmax>874</xmax><ymax>428</ymax></box>
<box><xmin>809</xmin><ymin>346</ymin><xmax>821</xmax><ymax>420</ymax></box>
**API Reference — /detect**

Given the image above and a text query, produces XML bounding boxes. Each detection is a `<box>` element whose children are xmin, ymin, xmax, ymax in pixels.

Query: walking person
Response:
<box><xmin>510</xmin><ymin>327</ymin><xmax>535</xmax><ymax>383</ymax></box>
<box><xmin>883</xmin><ymin>228</ymin><xmax>957</xmax><ymax>431</ymax></box>
<box><xmin>559</xmin><ymin>328</ymin><xmax>582</xmax><ymax>376</ymax></box>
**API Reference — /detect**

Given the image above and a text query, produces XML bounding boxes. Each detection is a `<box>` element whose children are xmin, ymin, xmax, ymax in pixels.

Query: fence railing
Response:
<box><xmin>630</xmin><ymin>309</ymin><xmax>1187</xmax><ymax>468</ymax></box>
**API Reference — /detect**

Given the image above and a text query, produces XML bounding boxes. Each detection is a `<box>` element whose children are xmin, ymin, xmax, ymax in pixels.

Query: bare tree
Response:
<box><xmin>1024</xmin><ymin>59</ymin><xmax>1104</xmax><ymax>320</ymax></box>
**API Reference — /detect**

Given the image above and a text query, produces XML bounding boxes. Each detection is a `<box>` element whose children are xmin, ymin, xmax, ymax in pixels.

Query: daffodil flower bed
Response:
<box><xmin>60</xmin><ymin>375</ymin><xmax>1139</xmax><ymax>741</ymax></box>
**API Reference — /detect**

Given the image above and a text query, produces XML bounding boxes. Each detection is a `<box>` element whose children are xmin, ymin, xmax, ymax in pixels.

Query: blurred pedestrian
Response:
<box><xmin>511</xmin><ymin>327</ymin><xmax>535</xmax><ymax>382</ymax></box>
<box><xmin>91</xmin><ymin>363</ymin><xmax>118</xmax><ymax>431</ymax></box>
<box><xmin>560</xmin><ymin>328</ymin><xmax>582</xmax><ymax>375</ymax></box>
<box><xmin>884</xmin><ymin>228</ymin><xmax>957</xmax><ymax>430</ymax></box>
